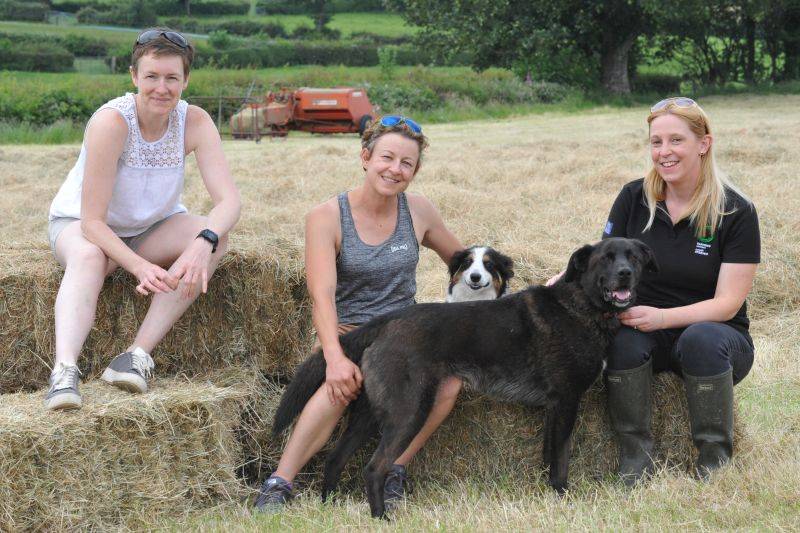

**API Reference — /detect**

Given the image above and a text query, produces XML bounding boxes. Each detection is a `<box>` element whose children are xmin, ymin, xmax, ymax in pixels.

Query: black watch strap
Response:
<box><xmin>196</xmin><ymin>229</ymin><xmax>219</xmax><ymax>253</ymax></box>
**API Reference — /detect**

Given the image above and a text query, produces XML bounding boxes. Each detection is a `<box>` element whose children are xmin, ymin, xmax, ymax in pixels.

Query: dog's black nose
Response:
<box><xmin>618</xmin><ymin>267</ymin><xmax>632</xmax><ymax>278</ymax></box>
<box><xmin>470</xmin><ymin>272</ymin><xmax>482</xmax><ymax>282</ymax></box>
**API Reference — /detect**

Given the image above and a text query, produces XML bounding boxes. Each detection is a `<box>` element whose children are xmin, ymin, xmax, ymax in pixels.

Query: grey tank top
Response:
<box><xmin>335</xmin><ymin>191</ymin><xmax>419</xmax><ymax>325</ymax></box>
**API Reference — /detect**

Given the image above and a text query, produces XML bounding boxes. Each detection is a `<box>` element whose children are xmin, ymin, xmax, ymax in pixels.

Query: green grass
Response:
<box><xmin>73</xmin><ymin>57</ymin><xmax>110</xmax><ymax>74</ymax></box>
<box><xmin>0</xmin><ymin>120</ymin><xmax>84</xmax><ymax>144</ymax></box>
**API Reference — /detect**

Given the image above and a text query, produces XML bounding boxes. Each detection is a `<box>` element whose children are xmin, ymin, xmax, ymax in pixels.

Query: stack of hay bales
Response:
<box><xmin>0</xmin><ymin>248</ymin><xmax>313</xmax><ymax>392</ymax></box>
<box><xmin>0</xmin><ymin>377</ymin><xmax>250</xmax><ymax>531</ymax></box>
<box><xmin>0</xmin><ymin>246</ymin><xmax>313</xmax><ymax>529</ymax></box>
<box><xmin>0</xmin><ymin>245</ymin><xmax>749</xmax><ymax>529</ymax></box>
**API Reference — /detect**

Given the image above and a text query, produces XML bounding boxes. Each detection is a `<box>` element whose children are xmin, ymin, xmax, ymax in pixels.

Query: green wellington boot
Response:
<box><xmin>684</xmin><ymin>368</ymin><xmax>734</xmax><ymax>479</ymax></box>
<box><xmin>607</xmin><ymin>359</ymin><xmax>655</xmax><ymax>486</ymax></box>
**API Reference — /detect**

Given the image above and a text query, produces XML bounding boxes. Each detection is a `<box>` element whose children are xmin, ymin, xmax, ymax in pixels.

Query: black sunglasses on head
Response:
<box><xmin>135</xmin><ymin>30</ymin><xmax>189</xmax><ymax>49</ymax></box>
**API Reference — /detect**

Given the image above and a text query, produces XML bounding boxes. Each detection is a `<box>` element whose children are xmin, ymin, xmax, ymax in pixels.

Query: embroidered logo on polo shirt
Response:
<box><xmin>694</xmin><ymin>241</ymin><xmax>711</xmax><ymax>256</ymax></box>
<box><xmin>695</xmin><ymin>227</ymin><xmax>715</xmax><ymax>256</ymax></box>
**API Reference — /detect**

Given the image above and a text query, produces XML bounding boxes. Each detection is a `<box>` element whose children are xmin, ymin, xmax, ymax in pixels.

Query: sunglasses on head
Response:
<box><xmin>650</xmin><ymin>97</ymin><xmax>697</xmax><ymax>113</ymax></box>
<box><xmin>135</xmin><ymin>30</ymin><xmax>189</xmax><ymax>49</ymax></box>
<box><xmin>379</xmin><ymin>115</ymin><xmax>422</xmax><ymax>134</ymax></box>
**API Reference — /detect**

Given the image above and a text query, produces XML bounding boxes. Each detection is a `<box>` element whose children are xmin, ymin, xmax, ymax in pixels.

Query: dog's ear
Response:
<box><xmin>447</xmin><ymin>248</ymin><xmax>472</xmax><ymax>277</ymax></box>
<box><xmin>634</xmin><ymin>240</ymin><xmax>659</xmax><ymax>273</ymax></box>
<box><xmin>495</xmin><ymin>251</ymin><xmax>514</xmax><ymax>280</ymax></box>
<box><xmin>563</xmin><ymin>244</ymin><xmax>594</xmax><ymax>283</ymax></box>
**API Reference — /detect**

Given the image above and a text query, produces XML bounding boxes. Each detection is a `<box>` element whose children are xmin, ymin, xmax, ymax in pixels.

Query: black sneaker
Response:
<box><xmin>101</xmin><ymin>347</ymin><xmax>154</xmax><ymax>393</ymax></box>
<box><xmin>254</xmin><ymin>475</ymin><xmax>293</xmax><ymax>513</ymax></box>
<box><xmin>384</xmin><ymin>464</ymin><xmax>410</xmax><ymax>511</ymax></box>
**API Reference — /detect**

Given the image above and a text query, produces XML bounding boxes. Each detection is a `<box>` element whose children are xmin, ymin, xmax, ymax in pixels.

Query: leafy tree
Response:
<box><xmin>300</xmin><ymin>0</ymin><xmax>333</xmax><ymax>32</ymax></box>
<box><xmin>387</xmin><ymin>0</ymin><xmax>651</xmax><ymax>94</ymax></box>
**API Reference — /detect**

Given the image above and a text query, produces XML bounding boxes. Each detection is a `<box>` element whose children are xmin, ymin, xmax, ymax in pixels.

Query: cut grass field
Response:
<box><xmin>1</xmin><ymin>94</ymin><xmax>798</xmax><ymax>530</ymax></box>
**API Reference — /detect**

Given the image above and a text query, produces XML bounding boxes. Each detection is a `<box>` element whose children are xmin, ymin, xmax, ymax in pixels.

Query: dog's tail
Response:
<box><xmin>271</xmin><ymin>317</ymin><xmax>390</xmax><ymax>436</ymax></box>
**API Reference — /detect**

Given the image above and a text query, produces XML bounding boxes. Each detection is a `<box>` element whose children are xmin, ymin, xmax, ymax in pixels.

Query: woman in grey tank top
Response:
<box><xmin>256</xmin><ymin>117</ymin><xmax>464</xmax><ymax>511</ymax></box>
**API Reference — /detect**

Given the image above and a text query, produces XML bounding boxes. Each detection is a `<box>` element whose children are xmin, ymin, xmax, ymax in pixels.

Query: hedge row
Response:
<box><xmin>256</xmin><ymin>0</ymin><xmax>384</xmax><ymax>14</ymax></box>
<box><xmin>0</xmin><ymin>39</ymin><xmax>74</xmax><ymax>72</ymax></box>
<box><xmin>0</xmin><ymin>67</ymin><xmax>569</xmax><ymax>127</ymax></box>
<box><xmin>0</xmin><ymin>0</ymin><xmax>48</xmax><ymax>21</ymax></box>
<box><xmin>104</xmin><ymin>40</ymin><xmax>465</xmax><ymax>72</ymax></box>
<box><xmin>163</xmin><ymin>18</ymin><xmax>290</xmax><ymax>39</ymax></box>
<box><xmin>53</xmin><ymin>0</ymin><xmax>249</xmax><ymax>16</ymax></box>
<box><xmin>0</xmin><ymin>31</ymin><xmax>108</xmax><ymax>57</ymax></box>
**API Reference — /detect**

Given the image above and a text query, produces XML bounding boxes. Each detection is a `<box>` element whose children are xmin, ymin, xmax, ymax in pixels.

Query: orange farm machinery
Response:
<box><xmin>230</xmin><ymin>87</ymin><xmax>375</xmax><ymax>138</ymax></box>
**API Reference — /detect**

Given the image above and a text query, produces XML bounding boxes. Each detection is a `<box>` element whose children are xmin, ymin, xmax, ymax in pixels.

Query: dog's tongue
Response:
<box><xmin>612</xmin><ymin>289</ymin><xmax>631</xmax><ymax>301</ymax></box>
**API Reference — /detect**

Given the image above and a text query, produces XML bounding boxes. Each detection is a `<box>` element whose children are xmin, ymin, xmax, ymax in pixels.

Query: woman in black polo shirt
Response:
<box><xmin>550</xmin><ymin>97</ymin><xmax>760</xmax><ymax>485</ymax></box>
<box><xmin>606</xmin><ymin>98</ymin><xmax>759</xmax><ymax>484</ymax></box>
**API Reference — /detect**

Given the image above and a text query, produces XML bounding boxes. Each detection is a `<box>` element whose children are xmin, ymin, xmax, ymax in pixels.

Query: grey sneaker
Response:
<box><xmin>384</xmin><ymin>464</ymin><xmax>410</xmax><ymax>511</ymax></box>
<box><xmin>45</xmin><ymin>362</ymin><xmax>82</xmax><ymax>410</ymax></box>
<box><xmin>101</xmin><ymin>347</ymin><xmax>154</xmax><ymax>393</ymax></box>
<box><xmin>254</xmin><ymin>475</ymin><xmax>293</xmax><ymax>513</ymax></box>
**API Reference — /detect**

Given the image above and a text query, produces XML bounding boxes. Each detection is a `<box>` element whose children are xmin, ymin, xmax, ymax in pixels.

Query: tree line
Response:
<box><xmin>386</xmin><ymin>0</ymin><xmax>800</xmax><ymax>94</ymax></box>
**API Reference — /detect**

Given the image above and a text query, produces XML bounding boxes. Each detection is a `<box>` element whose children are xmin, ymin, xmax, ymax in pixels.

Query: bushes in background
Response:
<box><xmin>0</xmin><ymin>0</ymin><xmax>48</xmax><ymax>22</ymax></box>
<box><xmin>54</xmin><ymin>0</ymin><xmax>249</xmax><ymax>16</ymax></box>
<box><xmin>0</xmin><ymin>38</ymin><xmax>74</xmax><ymax>72</ymax></box>
<box><xmin>632</xmin><ymin>73</ymin><xmax>682</xmax><ymax>95</ymax></box>
<box><xmin>0</xmin><ymin>67</ymin><xmax>570</xmax><ymax>127</ymax></box>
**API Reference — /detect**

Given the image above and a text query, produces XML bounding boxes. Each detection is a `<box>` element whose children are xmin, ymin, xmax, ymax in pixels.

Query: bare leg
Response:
<box><xmin>126</xmin><ymin>214</ymin><xmax>227</xmax><ymax>353</ymax></box>
<box><xmin>273</xmin><ymin>385</ymin><xmax>349</xmax><ymax>482</ymax></box>
<box><xmin>393</xmin><ymin>376</ymin><xmax>462</xmax><ymax>466</ymax></box>
<box><xmin>53</xmin><ymin>221</ymin><xmax>118</xmax><ymax>367</ymax></box>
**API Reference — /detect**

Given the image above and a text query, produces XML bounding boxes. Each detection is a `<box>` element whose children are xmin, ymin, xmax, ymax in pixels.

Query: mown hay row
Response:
<box><xmin>0</xmin><ymin>376</ymin><xmax>250</xmax><ymax>532</ymax></box>
<box><xmin>247</xmin><ymin>372</ymin><xmax>749</xmax><ymax>493</ymax></box>
<box><xmin>0</xmin><ymin>247</ymin><xmax>313</xmax><ymax>394</ymax></box>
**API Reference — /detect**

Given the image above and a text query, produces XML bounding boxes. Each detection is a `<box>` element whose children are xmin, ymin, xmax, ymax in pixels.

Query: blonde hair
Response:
<box><xmin>643</xmin><ymin>100</ymin><xmax>748</xmax><ymax>239</ymax></box>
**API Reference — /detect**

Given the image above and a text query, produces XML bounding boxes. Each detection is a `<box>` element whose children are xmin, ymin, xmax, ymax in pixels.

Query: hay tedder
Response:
<box><xmin>230</xmin><ymin>87</ymin><xmax>375</xmax><ymax>139</ymax></box>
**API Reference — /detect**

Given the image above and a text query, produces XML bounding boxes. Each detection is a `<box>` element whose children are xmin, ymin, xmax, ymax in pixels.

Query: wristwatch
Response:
<box><xmin>196</xmin><ymin>229</ymin><xmax>219</xmax><ymax>253</ymax></box>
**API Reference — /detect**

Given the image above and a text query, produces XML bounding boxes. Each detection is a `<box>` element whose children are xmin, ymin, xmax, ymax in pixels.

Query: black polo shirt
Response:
<box><xmin>601</xmin><ymin>178</ymin><xmax>760</xmax><ymax>334</ymax></box>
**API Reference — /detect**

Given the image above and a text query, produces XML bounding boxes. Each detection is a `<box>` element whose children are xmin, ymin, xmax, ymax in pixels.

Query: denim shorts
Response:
<box><xmin>47</xmin><ymin>216</ymin><xmax>173</xmax><ymax>255</ymax></box>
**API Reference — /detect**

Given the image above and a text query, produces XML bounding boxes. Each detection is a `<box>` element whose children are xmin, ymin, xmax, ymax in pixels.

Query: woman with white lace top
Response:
<box><xmin>45</xmin><ymin>29</ymin><xmax>241</xmax><ymax>410</ymax></box>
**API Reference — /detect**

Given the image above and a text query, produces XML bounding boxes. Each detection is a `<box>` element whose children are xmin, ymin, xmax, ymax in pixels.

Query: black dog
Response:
<box><xmin>273</xmin><ymin>238</ymin><xmax>657</xmax><ymax>518</ymax></box>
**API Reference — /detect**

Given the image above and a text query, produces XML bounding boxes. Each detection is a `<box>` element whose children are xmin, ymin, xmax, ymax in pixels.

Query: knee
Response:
<box><xmin>66</xmin><ymin>244</ymin><xmax>108</xmax><ymax>273</ymax></box>
<box><xmin>676</xmin><ymin>323</ymin><xmax>732</xmax><ymax>377</ymax></box>
<box><xmin>435</xmin><ymin>376</ymin><xmax>462</xmax><ymax>405</ymax></box>
<box><xmin>607</xmin><ymin>327</ymin><xmax>652</xmax><ymax>371</ymax></box>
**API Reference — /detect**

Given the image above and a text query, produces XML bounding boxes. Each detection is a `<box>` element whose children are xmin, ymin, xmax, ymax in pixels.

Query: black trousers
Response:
<box><xmin>607</xmin><ymin>322</ymin><xmax>754</xmax><ymax>385</ymax></box>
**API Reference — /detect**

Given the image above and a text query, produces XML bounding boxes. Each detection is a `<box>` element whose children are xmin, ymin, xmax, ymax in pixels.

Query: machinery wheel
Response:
<box><xmin>358</xmin><ymin>114</ymin><xmax>373</xmax><ymax>135</ymax></box>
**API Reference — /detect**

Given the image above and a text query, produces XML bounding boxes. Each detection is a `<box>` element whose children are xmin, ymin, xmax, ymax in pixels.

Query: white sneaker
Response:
<box><xmin>45</xmin><ymin>362</ymin><xmax>82</xmax><ymax>410</ymax></box>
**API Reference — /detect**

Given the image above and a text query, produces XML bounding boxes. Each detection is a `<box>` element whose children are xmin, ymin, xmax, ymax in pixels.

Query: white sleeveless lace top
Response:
<box><xmin>49</xmin><ymin>93</ymin><xmax>188</xmax><ymax>237</ymax></box>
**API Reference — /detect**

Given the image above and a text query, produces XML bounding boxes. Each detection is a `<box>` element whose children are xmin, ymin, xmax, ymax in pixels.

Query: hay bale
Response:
<box><xmin>247</xmin><ymin>372</ymin><xmax>749</xmax><ymax>493</ymax></box>
<box><xmin>0</xmin><ymin>247</ymin><xmax>313</xmax><ymax>394</ymax></box>
<box><xmin>0</xmin><ymin>376</ymin><xmax>250</xmax><ymax>531</ymax></box>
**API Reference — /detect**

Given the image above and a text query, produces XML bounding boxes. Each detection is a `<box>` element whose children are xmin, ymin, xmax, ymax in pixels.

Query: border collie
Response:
<box><xmin>446</xmin><ymin>246</ymin><xmax>514</xmax><ymax>302</ymax></box>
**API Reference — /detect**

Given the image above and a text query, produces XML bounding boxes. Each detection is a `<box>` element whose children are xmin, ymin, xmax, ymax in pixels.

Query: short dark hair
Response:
<box><xmin>130</xmin><ymin>29</ymin><xmax>194</xmax><ymax>77</ymax></box>
<box><xmin>361</xmin><ymin>116</ymin><xmax>429</xmax><ymax>170</ymax></box>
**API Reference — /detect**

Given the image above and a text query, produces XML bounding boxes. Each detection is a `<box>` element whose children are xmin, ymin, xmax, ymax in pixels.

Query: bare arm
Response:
<box><xmin>305</xmin><ymin>202</ymin><xmax>362</xmax><ymax>405</ymax></box>
<box><xmin>620</xmin><ymin>263</ymin><xmax>757</xmax><ymax>331</ymax></box>
<box><xmin>185</xmin><ymin>105</ymin><xmax>241</xmax><ymax>236</ymax></box>
<box><xmin>409</xmin><ymin>194</ymin><xmax>463</xmax><ymax>264</ymax></box>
